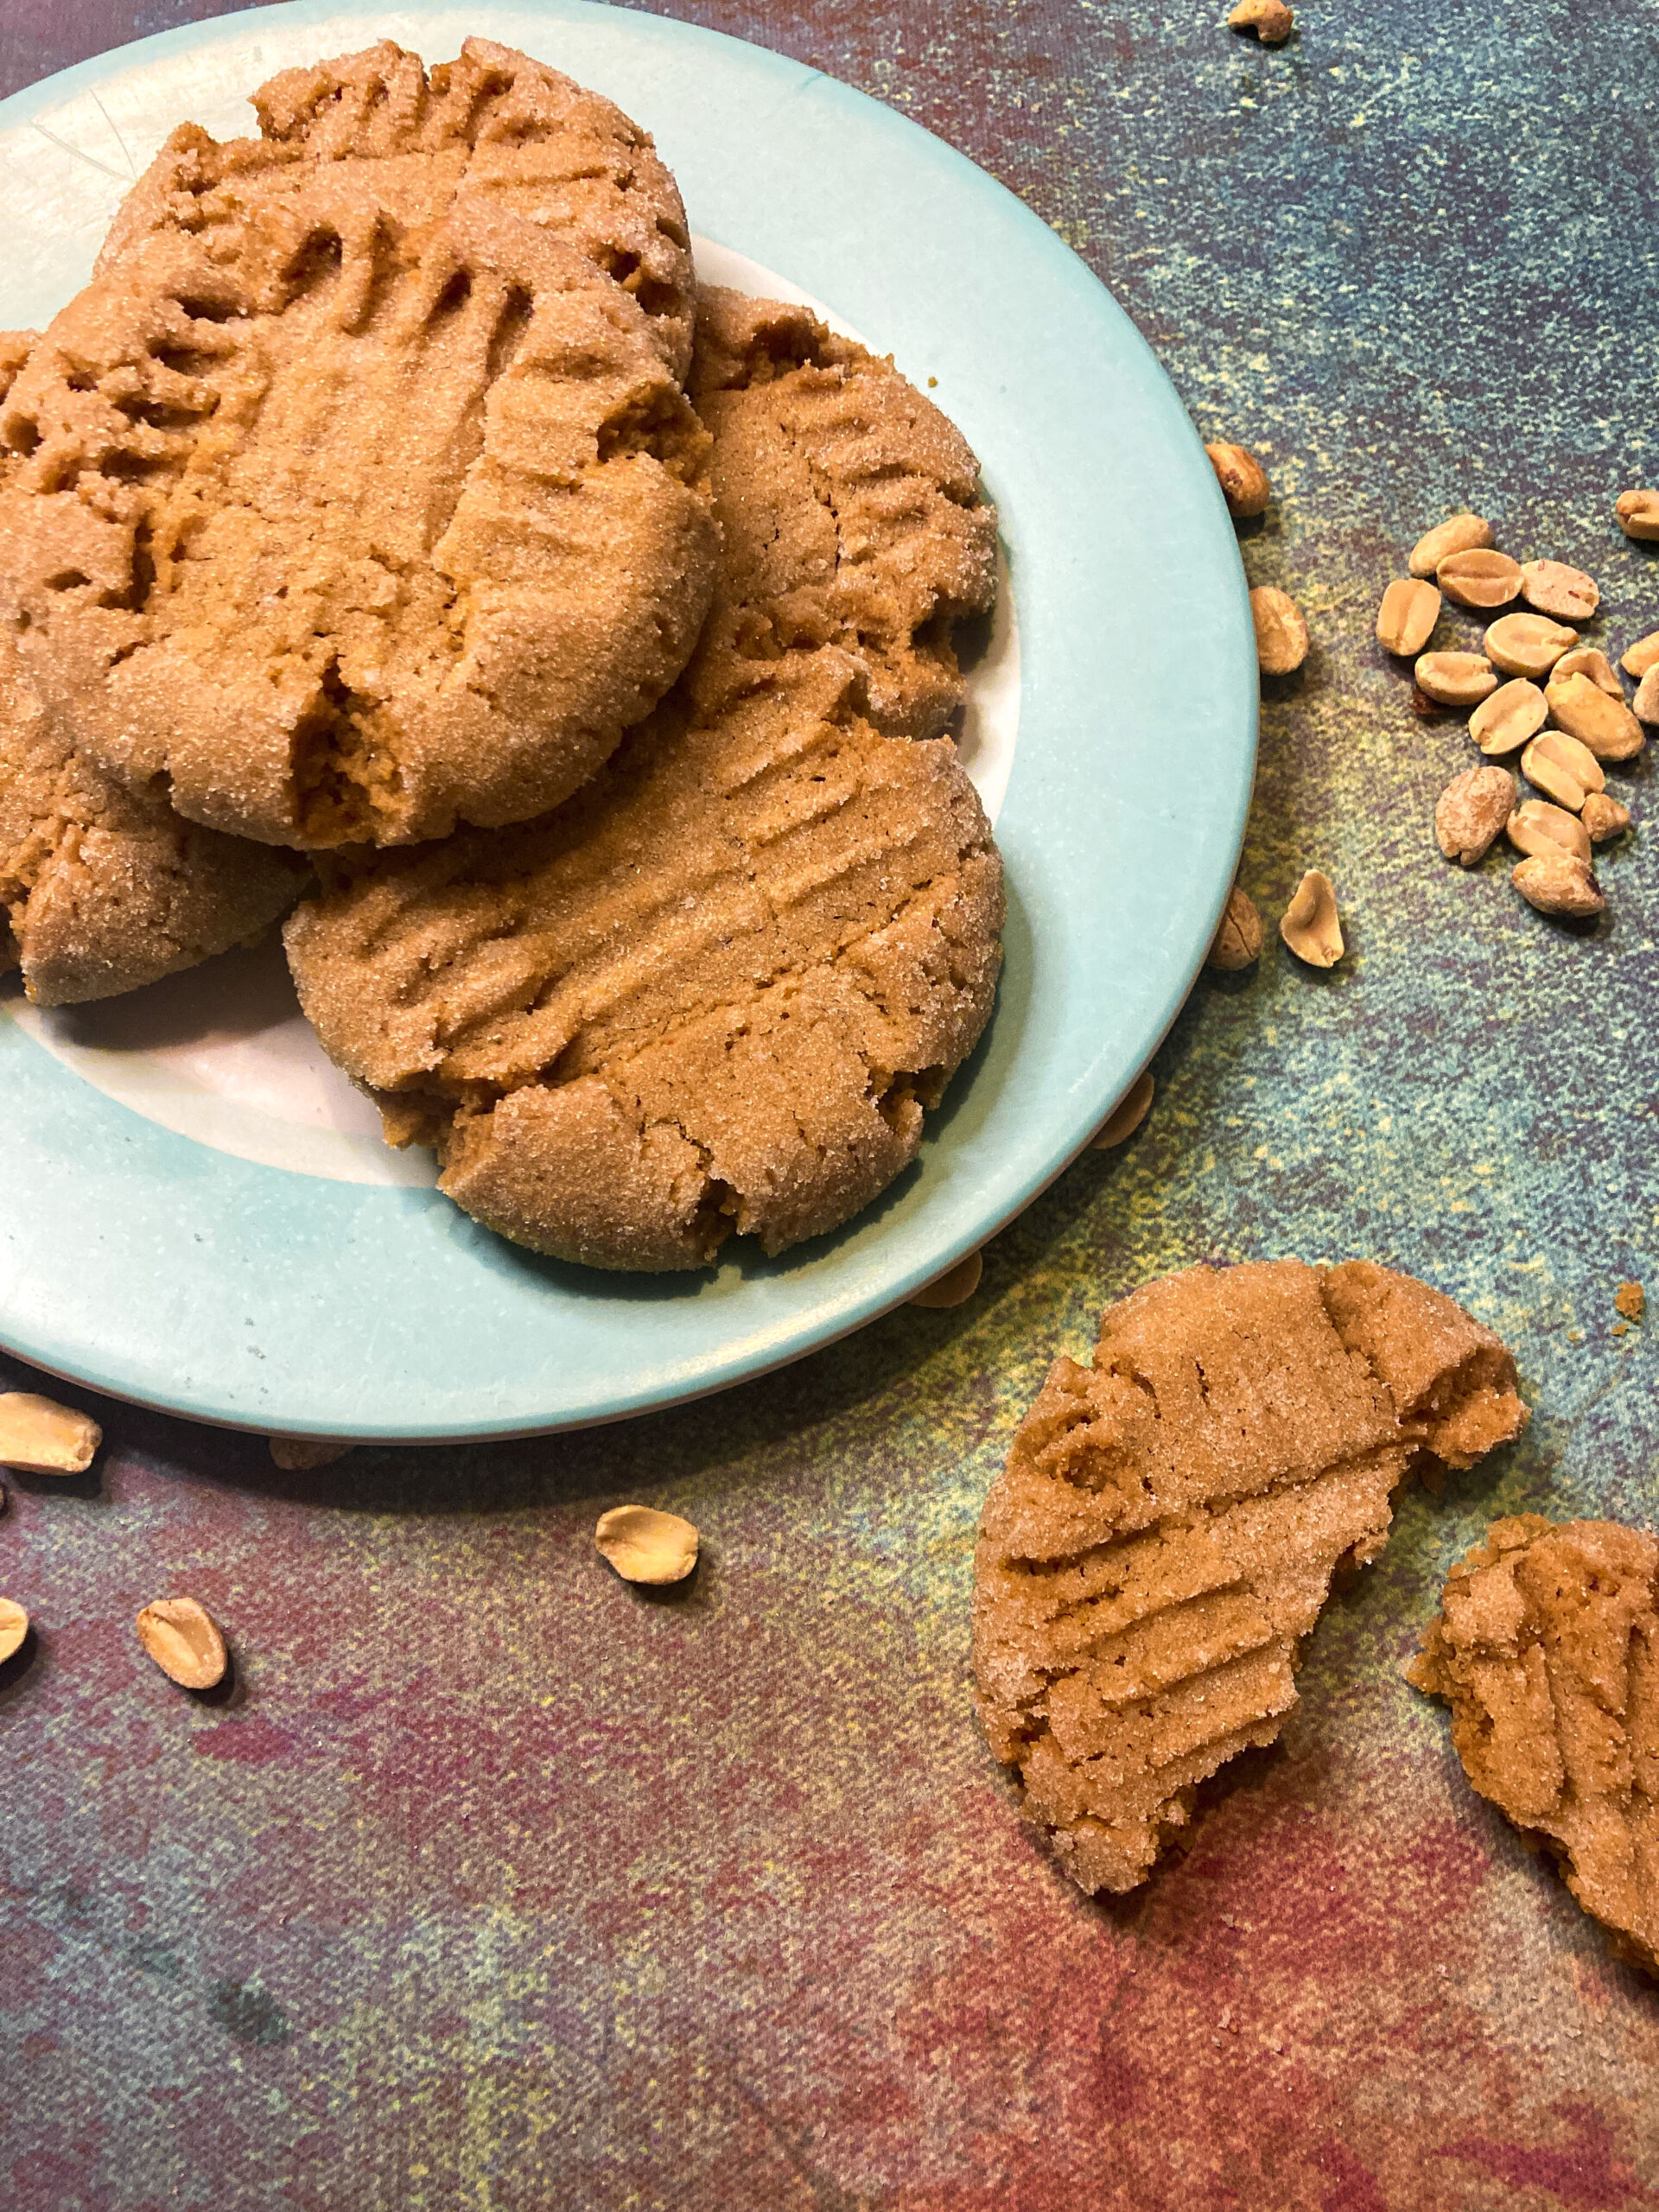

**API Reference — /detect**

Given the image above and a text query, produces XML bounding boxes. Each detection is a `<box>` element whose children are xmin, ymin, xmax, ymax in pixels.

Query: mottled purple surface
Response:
<box><xmin>3</xmin><ymin>2</ymin><xmax>1659</xmax><ymax>2206</ymax></box>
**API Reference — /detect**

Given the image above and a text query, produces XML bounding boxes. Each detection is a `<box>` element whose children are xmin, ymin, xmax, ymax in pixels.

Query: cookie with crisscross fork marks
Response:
<box><xmin>0</xmin><ymin>40</ymin><xmax>715</xmax><ymax>850</ymax></box>
<box><xmin>283</xmin><ymin>289</ymin><xmax>1001</xmax><ymax>1268</ymax></box>
<box><xmin>974</xmin><ymin>1259</ymin><xmax>1528</xmax><ymax>1894</ymax></box>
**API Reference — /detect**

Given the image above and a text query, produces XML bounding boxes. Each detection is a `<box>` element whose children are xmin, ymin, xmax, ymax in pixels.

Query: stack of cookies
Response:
<box><xmin>0</xmin><ymin>39</ymin><xmax>1004</xmax><ymax>1272</ymax></box>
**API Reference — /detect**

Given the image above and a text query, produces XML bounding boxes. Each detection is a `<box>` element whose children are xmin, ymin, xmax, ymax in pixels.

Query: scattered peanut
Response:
<box><xmin>1621</xmin><ymin>630</ymin><xmax>1659</xmax><ymax>679</ymax></box>
<box><xmin>1409</xmin><ymin>513</ymin><xmax>1492</xmax><ymax>580</ymax></box>
<box><xmin>910</xmin><ymin>1249</ymin><xmax>984</xmax><ymax>1307</ymax></box>
<box><xmin>1507</xmin><ymin>800</ymin><xmax>1592</xmax><ymax>865</ymax></box>
<box><xmin>1280</xmin><ymin>870</ymin><xmax>1344</xmax><ymax>967</ymax></box>
<box><xmin>1414</xmin><ymin>651</ymin><xmax>1498</xmax><ymax>708</ymax></box>
<box><xmin>1206</xmin><ymin>883</ymin><xmax>1264</xmax><ymax>970</ymax></box>
<box><xmin>1436</xmin><ymin>547</ymin><xmax>1522</xmax><ymax>610</ymax></box>
<box><xmin>1469</xmin><ymin>677</ymin><xmax>1548</xmax><ymax>755</ymax></box>
<box><xmin>268</xmin><ymin>1438</ymin><xmax>354</xmax><ymax>1471</ymax></box>
<box><xmin>1633</xmin><ymin>665</ymin><xmax>1659</xmax><ymax>725</ymax></box>
<box><xmin>0</xmin><ymin>1598</ymin><xmax>28</xmax><ymax>1667</ymax></box>
<box><xmin>1205</xmin><ymin>441</ymin><xmax>1271</xmax><ymax>517</ymax></box>
<box><xmin>1511</xmin><ymin>850</ymin><xmax>1605</xmax><ymax>918</ymax></box>
<box><xmin>1091</xmin><ymin>1070</ymin><xmax>1155</xmax><ymax>1149</ymax></box>
<box><xmin>1581</xmin><ymin>791</ymin><xmax>1632</xmax><ymax>842</ymax></box>
<box><xmin>1551</xmin><ymin>646</ymin><xmax>1623</xmax><ymax>699</ymax></box>
<box><xmin>594</xmin><ymin>1505</ymin><xmax>700</xmax><ymax>1586</ymax></box>
<box><xmin>1616</xmin><ymin>1281</ymin><xmax>1646</xmax><ymax>1322</ymax></box>
<box><xmin>1544</xmin><ymin>671</ymin><xmax>1646</xmax><ymax>761</ymax></box>
<box><xmin>1615</xmin><ymin>489</ymin><xmax>1659</xmax><ymax>541</ymax></box>
<box><xmin>1249</xmin><ymin>585</ymin><xmax>1309</xmax><ymax>675</ymax></box>
<box><xmin>1227</xmin><ymin>0</ymin><xmax>1294</xmax><ymax>43</ymax></box>
<box><xmin>1522</xmin><ymin>729</ymin><xmax>1605</xmax><ymax>811</ymax></box>
<box><xmin>136</xmin><ymin>1598</ymin><xmax>228</xmax><ymax>1690</ymax></box>
<box><xmin>0</xmin><ymin>1392</ymin><xmax>101</xmax><ymax>1476</ymax></box>
<box><xmin>1436</xmin><ymin>766</ymin><xmax>1516</xmax><ymax>866</ymax></box>
<box><xmin>1376</xmin><ymin>578</ymin><xmax>1441</xmax><ymax>658</ymax></box>
<box><xmin>1518</xmin><ymin>559</ymin><xmax>1599</xmax><ymax>622</ymax></box>
<box><xmin>1483</xmin><ymin>612</ymin><xmax>1578</xmax><ymax>679</ymax></box>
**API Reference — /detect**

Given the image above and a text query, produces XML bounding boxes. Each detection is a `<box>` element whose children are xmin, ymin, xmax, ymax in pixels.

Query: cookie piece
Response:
<box><xmin>1409</xmin><ymin>1515</ymin><xmax>1659</xmax><ymax>1974</ymax></box>
<box><xmin>973</xmin><ymin>1259</ymin><xmax>1528</xmax><ymax>1895</ymax></box>
<box><xmin>284</xmin><ymin>289</ymin><xmax>1001</xmax><ymax>1269</ymax></box>
<box><xmin>0</xmin><ymin>41</ymin><xmax>715</xmax><ymax>850</ymax></box>
<box><xmin>0</xmin><ymin>336</ymin><xmax>306</xmax><ymax>1005</ymax></box>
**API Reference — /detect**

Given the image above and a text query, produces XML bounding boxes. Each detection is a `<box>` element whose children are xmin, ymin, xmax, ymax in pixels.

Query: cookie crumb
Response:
<box><xmin>1615</xmin><ymin>1280</ymin><xmax>1644</xmax><ymax>1321</ymax></box>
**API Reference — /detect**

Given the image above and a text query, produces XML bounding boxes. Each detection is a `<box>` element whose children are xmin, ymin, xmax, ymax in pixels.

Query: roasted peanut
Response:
<box><xmin>1544</xmin><ymin>671</ymin><xmax>1646</xmax><ymax>761</ymax></box>
<box><xmin>1280</xmin><ymin>870</ymin><xmax>1344</xmax><ymax>966</ymax></box>
<box><xmin>1414</xmin><ymin>651</ymin><xmax>1497</xmax><ymax>708</ymax></box>
<box><xmin>1621</xmin><ymin>630</ymin><xmax>1659</xmax><ymax>679</ymax></box>
<box><xmin>1580</xmin><ymin>791</ymin><xmax>1631</xmax><ymax>843</ymax></box>
<box><xmin>136</xmin><ymin>1598</ymin><xmax>228</xmax><ymax>1690</ymax></box>
<box><xmin>1249</xmin><ymin>586</ymin><xmax>1308</xmax><ymax>674</ymax></box>
<box><xmin>1409</xmin><ymin>513</ymin><xmax>1492</xmax><ymax>580</ymax></box>
<box><xmin>595</xmin><ymin>1505</ymin><xmax>700</xmax><ymax>1585</ymax></box>
<box><xmin>1436</xmin><ymin>766</ymin><xmax>1516</xmax><ymax>866</ymax></box>
<box><xmin>268</xmin><ymin>1438</ymin><xmax>354</xmax><ymax>1471</ymax></box>
<box><xmin>1615</xmin><ymin>489</ymin><xmax>1659</xmax><ymax>541</ymax></box>
<box><xmin>1469</xmin><ymin>677</ymin><xmax>1548</xmax><ymax>755</ymax></box>
<box><xmin>1511</xmin><ymin>850</ymin><xmax>1605</xmax><ymax>918</ymax></box>
<box><xmin>1518</xmin><ymin>559</ymin><xmax>1599</xmax><ymax>621</ymax></box>
<box><xmin>1091</xmin><ymin>1070</ymin><xmax>1155</xmax><ymax>1149</ymax></box>
<box><xmin>1552</xmin><ymin>647</ymin><xmax>1623</xmax><ymax>698</ymax></box>
<box><xmin>1376</xmin><ymin>578</ymin><xmax>1441</xmax><ymax>657</ymax></box>
<box><xmin>910</xmin><ymin>1249</ymin><xmax>984</xmax><ymax>1307</ymax></box>
<box><xmin>1206</xmin><ymin>883</ymin><xmax>1264</xmax><ymax>970</ymax></box>
<box><xmin>0</xmin><ymin>1392</ymin><xmax>100</xmax><ymax>1475</ymax></box>
<box><xmin>1522</xmin><ymin>729</ymin><xmax>1605</xmax><ymax>811</ymax></box>
<box><xmin>1483</xmin><ymin>613</ymin><xmax>1578</xmax><ymax>679</ymax></box>
<box><xmin>1507</xmin><ymin>799</ymin><xmax>1592</xmax><ymax>864</ymax></box>
<box><xmin>1227</xmin><ymin>0</ymin><xmax>1294</xmax><ymax>43</ymax></box>
<box><xmin>1634</xmin><ymin>665</ymin><xmax>1659</xmax><ymax>725</ymax></box>
<box><xmin>1205</xmin><ymin>441</ymin><xmax>1270</xmax><ymax>516</ymax></box>
<box><xmin>1436</xmin><ymin>548</ymin><xmax>1522</xmax><ymax>610</ymax></box>
<box><xmin>0</xmin><ymin>1599</ymin><xmax>28</xmax><ymax>1667</ymax></box>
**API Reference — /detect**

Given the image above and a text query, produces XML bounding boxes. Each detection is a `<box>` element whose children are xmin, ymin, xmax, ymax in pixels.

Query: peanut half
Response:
<box><xmin>1436</xmin><ymin>766</ymin><xmax>1516</xmax><ymax>866</ymax></box>
<box><xmin>1207</xmin><ymin>883</ymin><xmax>1264</xmax><ymax>969</ymax></box>
<box><xmin>1518</xmin><ymin>559</ymin><xmax>1599</xmax><ymax>621</ymax></box>
<box><xmin>1206</xmin><ymin>442</ymin><xmax>1271</xmax><ymax>516</ymax></box>
<box><xmin>595</xmin><ymin>1505</ymin><xmax>700</xmax><ymax>1586</ymax></box>
<box><xmin>1511</xmin><ymin>851</ymin><xmax>1605</xmax><ymax>918</ymax></box>
<box><xmin>1552</xmin><ymin>647</ymin><xmax>1624</xmax><ymax>699</ymax></box>
<box><xmin>1582</xmin><ymin>791</ymin><xmax>1633</xmax><ymax>842</ymax></box>
<box><xmin>1633</xmin><ymin>665</ymin><xmax>1659</xmax><ymax>725</ymax></box>
<box><xmin>1544</xmin><ymin>671</ymin><xmax>1646</xmax><ymax>761</ymax></box>
<box><xmin>1091</xmin><ymin>1070</ymin><xmax>1155</xmax><ymax>1149</ymax></box>
<box><xmin>1249</xmin><ymin>586</ymin><xmax>1309</xmax><ymax>674</ymax></box>
<box><xmin>1483</xmin><ymin>613</ymin><xmax>1578</xmax><ymax>679</ymax></box>
<box><xmin>1415</xmin><ymin>651</ymin><xmax>1497</xmax><ymax>708</ymax></box>
<box><xmin>1507</xmin><ymin>799</ymin><xmax>1592</xmax><ymax>865</ymax></box>
<box><xmin>268</xmin><ymin>1438</ymin><xmax>354</xmax><ymax>1471</ymax></box>
<box><xmin>136</xmin><ymin>1598</ymin><xmax>228</xmax><ymax>1690</ymax></box>
<box><xmin>1280</xmin><ymin>870</ymin><xmax>1344</xmax><ymax>966</ymax></box>
<box><xmin>1227</xmin><ymin>0</ymin><xmax>1294</xmax><ymax>44</ymax></box>
<box><xmin>0</xmin><ymin>1392</ymin><xmax>101</xmax><ymax>1475</ymax></box>
<box><xmin>910</xmin><ymin>1250</ymin><xmax>984</xmax><ymax>1307</ymax></box>
<box><xmin>1436</xmin><ymin>548</ymin><xmax>1522</xmax><ymax>610</ymax></box>
<box><xmin>1615</xmin><ymin>489</ymin><xmax>1659</xmax><ymax>541</ymax></box>
<box><xmin>1409</xmin><ymin>513</ymin><xmax>1493</xmax><ymax>580</ymax></box>
<box><xmin>1522</xmin><ymin>729</ymin><xmax>1605</xmax><ymax>811</ymax></box>
<box><xmin>1621</xmin><ymin>630</ymin><xmax>1659</xmax><ymax>679</ymax></box>
<box><xmin>0</xmin><ymin>1599</ymin><xmax>29</xmax><ymax>1667</ymax></box>
<box><xmin>1376</xmin><ymin>578</ymin><xmax>1441</xmax><ymax>658</ymax></box>
<box><xmin>1469</xmin><ymin>677</ymin><xmax>1548</xmax><ymax>755</ymax></box>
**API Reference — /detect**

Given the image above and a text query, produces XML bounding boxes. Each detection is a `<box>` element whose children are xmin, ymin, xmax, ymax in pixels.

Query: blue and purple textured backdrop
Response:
<box><xmin>3</xmin><ymin>2</ymin><xmax>1657</xmax><ymax>2205</ymax></box>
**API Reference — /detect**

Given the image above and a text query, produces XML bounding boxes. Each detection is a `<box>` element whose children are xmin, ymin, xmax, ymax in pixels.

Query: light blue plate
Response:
<box><xmin>0</xmin><ymin>0</ymin><xmax>1255</xmax><ymax>1440</ymax></box>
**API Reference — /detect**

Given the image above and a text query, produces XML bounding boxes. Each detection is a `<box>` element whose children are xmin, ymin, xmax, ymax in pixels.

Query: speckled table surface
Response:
<box><xmin>3</xmin><ymin>3</ymin><xmax>1657</xmax><ymax>2207</ymax></box>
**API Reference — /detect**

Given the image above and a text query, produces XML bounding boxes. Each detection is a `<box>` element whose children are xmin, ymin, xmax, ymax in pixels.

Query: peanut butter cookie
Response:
<box><xmin>284</xmin><ymin>289</ymin><xmax>1001</xmax><ymax>1268</ymax></box>
<box><xmin>1410</xmin><ymin>1514</ymin><xmax>1659</xmax><ymax>1974</ymax></box>
<box><xmin>974</xmin><ymin>1259</ymin><xmax>1528</xmax><ymax>1895</ymax></box>
<box><xmin>0</xmin><ymin>41</ymin><xmax>715</xmax><ymax>850</ymax></box>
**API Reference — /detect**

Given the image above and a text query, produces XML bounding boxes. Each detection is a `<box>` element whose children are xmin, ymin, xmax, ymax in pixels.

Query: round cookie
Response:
<box><xmin>0</xmin><ymin>41</ymin><xmax>716</xmax><ymax>850</ymax></box>
<box><xmin>284</xmin><ymin>289</ymin><xmax>1002</xmax><ymax>1269</ymax></box>
<box><xmin>973</xmin><ymin>1259</ymin><xmax>1529</xmax><ymax>1895</ymax></box>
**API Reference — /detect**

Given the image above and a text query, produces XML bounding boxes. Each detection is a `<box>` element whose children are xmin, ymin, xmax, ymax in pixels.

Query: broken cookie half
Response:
<box><xmin>1410</xmin><ymin>1514</ymin><xmax>1659</xmax><ymax>1975</ymax></box>
<box><xmin>973</xmin><ymin>1258</ymin><xmax>1528</xmax><ymax>1896</ymax></box>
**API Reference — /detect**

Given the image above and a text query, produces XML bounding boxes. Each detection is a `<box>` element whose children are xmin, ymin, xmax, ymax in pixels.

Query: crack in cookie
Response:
<box><xmin>973</xmin><ymin>1260</ymin><xmax>1528</xmax><ymax>1895</ymax></box>
<box><xmin>0</xmin><ymin>41</ymin><xmax>716</xmax><ymax>850</ymax></box>
<box><xmin>283</xmin><ymin>288</ymin><xmax>1002</xmax><ymax>1268</ymax></box>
